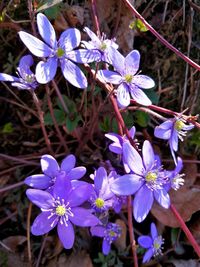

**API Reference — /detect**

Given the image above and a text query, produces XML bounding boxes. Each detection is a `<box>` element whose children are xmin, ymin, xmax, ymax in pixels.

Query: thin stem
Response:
<box><xmin>31</xmin><ymin>91</ymin><xmax>54</xmax><ymax>155</ymax></box>
<box><xmin>0</xmin><ymin>181</ymin><xmax>24</xmax><ymax>193</ymax></box>
<box><xmin>170</xmin><ymin>204</ymin><xmax>200</xmax><ymax>257</ymax></box>
<box><xmin>27</xmin><ymin>203</ymin><xmax>32</xmax><ymax>265</ymax></box>
<box><xmin>36</xmin><ymin>234</ymin><xmax>48</xmax><ymax>267</ymax></box>
<box><xmin>90</xmin><ymin>0</ymin><xmax>100</xmax><ymax>36</ymax></box>
<box><xmin>123</xmin><ymin>0</ymin><xmax>200</xmax><ymax>71</ymax></box>
<box><xmin>52</xmin><ymin>80</ymin><xmax>69</xmax><ymax>114</ymax></box>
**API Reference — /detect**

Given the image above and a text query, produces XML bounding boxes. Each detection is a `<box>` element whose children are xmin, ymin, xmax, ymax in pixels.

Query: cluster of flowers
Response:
<box><xmin>0</xmin><ymin>13</ymin><xmax>194</xmax><ymax>263</ymax></box>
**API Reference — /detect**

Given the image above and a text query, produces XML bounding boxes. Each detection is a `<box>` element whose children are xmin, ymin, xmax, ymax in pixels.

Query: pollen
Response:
<box><xmin>109</xmin><ymin>230</ymin><xmax>116</xmax><ymax>237</ymax></box>
<box><xmin>100</xmin><ymin>42</ymin><xmax>107</xmax><ymax>51</ymax></box>
<box><xmin>174</xmin><ymin>120</ymin><xmax>185</xmax><ymax>131</ymax></box>
<box><xmin>56</xmin><ymin>205</ymin><xmax>66</xmax><ymax>216</ymax></box>
<box><xmin>95</xmin><ymin>198</ymin><xmax>105</xmax><ymax>208</ymax></box>
<box><xmin>145</xmin><ymin>172</ymin><xmax>157</xmax><ymax>182</ymax></box>
<box><xmin>25</xmin><ymin>74</ymin><xmax>34</xmax><ymax>83</ymax></box>
<box><xmin>124</xmin><ymin>74</ymin><xmax>133</xmax><ymax>83</ymax></box>
<box><xmin>56</xmin><ymin>47</ymin><xmax>65</xmax><ymax>58</ymax></box>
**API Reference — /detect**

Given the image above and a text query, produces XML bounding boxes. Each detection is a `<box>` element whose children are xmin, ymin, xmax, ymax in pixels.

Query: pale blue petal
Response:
<box><xmin>18</xmin><ymin>31</ymin><xmax>52</xmax><ymax>57</ymax></box>
<box><xmin>67</xmin><ymin>49</ymin><xmax>101</xmax><ymax>63</ymax></box>
<box><xmin>31</xmin><ymin>211</ymin><xmax>58</xmax><ymax>235</ymax></box>
<box><xmin>35</xmin><ymin>57</ymin><xmax>57</xmax><ymax>84</ymax></box>
<box><xmin>94</xmin><ymin>167</ymin><xmax>107</xmax><ymax>193</ymax></box>
<box><xmin>24</xmin><ymin>174</ymin><xmax>52</xmax><ymax>189</ymax></box>
<box><xmin>138</xmin><ymin>236</ymin><xmax>152</xmax><ymax>248</ymax></box>
<box><xmin>40</xmin><ymin>154</ymin><xmax>60</xmax><ymax>177</ymax></box>
<box><xmin>151</xmin><ymin>223</ymin><xmax>158</xmax><ymax>239</ymax></box>
<box><xmin>98</xmin><ymin>70</ymin><xmax>122</xmax><ymax>84</ymax></box>
<box><xmin>59</xmin><ymin>28</ymin><xmax>81</xmax><ymax>51</ymax></box>
<box><xmin>133</xmin><ymin>75</ymin><xmax>155</xmax><ymax>89</ymax></box>
<box><xmin>67</xmin><ymin>167</ymin><xmax>86</xmax><ymax>180</ymax></box>
<box><xmin>67</xmin><ymin>184</ymin><xmax>93</xmax><ymax>207</ymax></box>
<box><xmin>142</xmin><ymin>140</ymin><xmax>155</xmax><ymax>171</ymax></box>
<box><xmin>123</xmin><ymin>141</ymin><xmax>144</xmax><ymax>175</ymax></box>
<box><xmin>133</xmin><ymin>185</ymin><xmax>153</xmax><ymax>222</ymax></box>
<box><xmin>110</xmin><ymin>174</ymin><xmax>143</xmax><ymax>195</ymax></box>
<box><xmin>143</xmin><ymin>248</ymin><xmax>154</xmax><ymax>263</ymax></box>
<box><xmin>26</xmin><ymin>189</ymin><xmax>54</xmax><ymax>209</ymax></box>
<box><xmin>0</xmin><ymin>73</ymin><xmax>19</xmax><ymax>82</ymax></box>
<box><xmin>10</xmin><ymin>82</ymin><xmax>30</xmax><ymax>90</ymax></box>
<box><xmin>130</xmin><ymin>86</ymin><xmax>152</xmax><ymax>106</ymax></box>
<box><xmin>84</xmin><ymin>27</ymin><xmax>101</xmax><ymax>44</ymax></box>
<box><xmin>170</xmin><ymin>130</ymin><xmax>178</xmax><ymax>151</ymax></box>
<box><xmin>117</xmin><ymin>83</ymin><xmax>130</xmax><ymax>108</ymax></box>
<box><xmin>70</xmin><ymin>207</ymin><xmax>99</xmax><ymax>226</ymax></box>
<box><xmin>37</xmin><ymin>13</ymin><xmax>56</xmax><ymax>49</ymax></box>
<box><xmin>61</xmin><ymin>59</ymin><xmax>87</xmax><ymax>88</ymax></box>
<box><xmin>90</xmin><ymin>225</ymin><xmax>105</xmax><ymax>237</ymax></box>
<box><xmin>57</xmin><ymin>221</ymin><xmax>75</xmax><ymax>249</ymax></box>
<box><xmin>154</xmin><ymin>189</ymin><xmax>170</xmax><ymax>209</ymax></box>
<box><xmin>125</xmin><ymin>50</ymin><xmax>140</xmax><ymax>75</ymax></box>
<box><xmin>53</xmin><ymin>172</ymin><xmax>71</xmax><ymax>201</ymax></box>
<box><xmin>102</xmin><ymin>239</ymin><xmax>111</xmax><ymax>255</ymax></box>
<box><xmin>61</xmin><ymin>154</ymin><xmax>76</xmax><ymax>173</ymax></box>
<box><xmin>18</xmin><ymin>55</ymin><xmax>34</xmax><ymax>78</ymax></box>
<box><xmin>108</xmin><ymin>47</ymin><xmax>125</xmax><ymax>74</ymax></box>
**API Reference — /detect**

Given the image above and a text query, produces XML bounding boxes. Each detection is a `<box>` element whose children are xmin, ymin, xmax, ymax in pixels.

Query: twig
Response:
<box><xmin>36</xmin><ymin>234</ymin><xmax>48</xmax><ymax>267</ymax></box>
<box><xmin>123</xmin><ymin>0</ymin><xmax>200</xmax><ymax>71</ymax></box>
<box><xmin>51</xmin><ymin>80</ymin><xmax>69</xmax><ymax>114</ymax></box>
<box><xmin>0</xmin><ymin>181</ymin><xmax>24</xmax><ymax>193</ymax></box>
<box><xmin>27</xmin><ymin>203</ymin><xmax>32</xmax><ymax>265</ymax></box>
<box><xmin>90</xmin><ymin>0</ymin><xmax>100</xmax><ymax>36</ymax></box>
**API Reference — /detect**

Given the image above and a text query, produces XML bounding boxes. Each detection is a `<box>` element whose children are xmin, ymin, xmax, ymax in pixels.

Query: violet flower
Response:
<box><xmin>138</xmin><ymin>223</ymin><xmax>164</xmax><ymax>263</ymax></box>
<box><xmin>98</xmin><ymin>48</ymin><xmax>155</xmax><ymax>107</ymax></box>
<box><xmin>0</xmin><ymin>55</ymin><xmax>38</xmax><ymax>90</ymax></box>
<box><xmin>154</xmin><ymin>117</ymin><xmax>194</xmax><ymax>163</ymax></box>
<box><xmin>111</xmin><ymin>140</ymin><xmax>170</xmax><ymax>222</ymax></box>
<box><xmin>105</xmin><ymin>126</ymin><xmax>136</xmax><ymax>173</ymax></box>
<box><xmin>26</xmin><ymin>172</ymin><xmax>99</xmax><ymax>249</ymax></box>
<box><xmin>90</xmin><ymin>223</ymin><xmax>121</xmax><ymax>255</ymax></box>
<box><xmin>25</xmin><ymin>154</ymin><xmax>86</xmax><ymax>190</ymax></box>
<box><xmin>19</xmin><ymin>13</ymin><xmax>87</xmax><ymax>88</ymax></box>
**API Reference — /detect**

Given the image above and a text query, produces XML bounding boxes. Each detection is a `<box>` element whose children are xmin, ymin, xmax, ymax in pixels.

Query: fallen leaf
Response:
<box><xmin>114</xmin><ymin>219</ymin><xmax>127</xmax><ymax>251</ymax></box>
<box><xmin>2</xmin><ymin>236</ymin><xmax>26</xmax><ymax>252</ymax></box>
<box><xmin>167</xmin><ymin>259</ymin><xmax>200</xmax><ymax>267</ymax></box>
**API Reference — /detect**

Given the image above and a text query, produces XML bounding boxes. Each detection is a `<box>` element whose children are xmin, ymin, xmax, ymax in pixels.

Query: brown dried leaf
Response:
<box><xmin>2</xmin><ymin>236</ymin><xmax>26</xmax><ymax>252</ymax></box>
<box><xmin>167</xmin><ymin>259</ymin><xmax>200</xmax><ymax>267</ymax></box>
<box><xmin>182</xmin><ymin>157</ymin><xmax>197</xmax><ymax>186</ymax></box>
<box><xmin>114</xmin><ymin>219</ymin><xmax>127</xmax><ymax>251</ymax></box>
<box><xmin>151</xmin><ymin>186</ymin><xmax>200</xmax><ymax>227</ymax></box>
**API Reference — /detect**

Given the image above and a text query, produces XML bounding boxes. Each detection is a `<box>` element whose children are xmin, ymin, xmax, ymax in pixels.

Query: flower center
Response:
<box><xmin>174</xmin><ymin>120</ymin><xmax>185</xmax><ymax>131</ymax></box>
<box><xmin>109</xmin><ymin>230</ymin><xmax>117</xmax><ymax>237</ymax></box>
<box><xmin>95</xmin><ymin>198</ymin><xmax>105</xmax><ymax>208</ymax></box>
<box><xmin>153</xmin><ymin>236</ymin><xmax>164</xmax><ymax>256</ymax></box>
<box><xmin>100</xmin><ymin>42</ymin><xmax>107</xmax><ymax>51</ymax></box>
<box><xmin>124</xmin><ymin>74</ymin><xmax>133</xmax><ymax>83</ymax></box>
<box><xmin>56</xmin><ymin>205</ymin><xmax>66</xmax><ymax>216</ymax></box>
<box><xmin>145</xmin><ymin>172</ymin><xmax>157</xmax><ymax>182</ymax></box>
<box><xmin>56</xmin><ymin>47</ymin><xmax>65</xmax><ymax>58</ymax></box>
<box><xmin>24</xmin><ymin>74</ymin><xmax>35</xmax><ymax>83</ymax></box>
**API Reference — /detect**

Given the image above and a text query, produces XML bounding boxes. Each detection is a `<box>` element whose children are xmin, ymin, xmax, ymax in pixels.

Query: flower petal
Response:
<box><xmin>67</xmin><ymin>183</ymin><xmax>93</xmax><ymax>207</ymax></box>
<box><xmin>67</xmin><ymin>49</ymin><xmax>101</xmax><ymax>63</ymax></box>
<box><xmin>133</xmin><ymin>185</ymin><xmax>153</xmax><ymax>222</ymax></box>
<box><xmin>0</xmin><ymin>73</ymin><xmax>19</xmax><ymax>82</ymax></box>
<box><xmin>18</xmin><ymin>31</ymin><xmax>52</xmax><ymax>57</ymax></box>
<box><xmin>57</xmin><ymin>221</ymin><xmax>75</xmax><ymax>249</ymax></box>
<box><xmin>37</xmin><ymin>13</ymin><xmax>56</xmax><ymax>49</ymax></box>
<box><xmin>102</xmin><ymin>239</ymin><xmax>111</xmax><ymax>255</ymax></box>
<box><xmin>170</xmin><ymin>130</ymin><xmax>178</xmax><ymax>152</ymax></box>
<box><xmin>151</xmin><ymin>223</ymin><xmax>158</xmax><ymax>239</ymax></box>
<box><xmin>108</xmin><ymin>47</ymin><xmax>125</xmax><ymax>74</ymax></box>
<box><xmin>142</xmin><ymin>140</ymin><xmax>155</xmax><ymax>171</ymax></box>
<box><xmin>154</xmin><ymin>189</ymin><xmax>170</xmax><ymax>209</ymax></box>
<box><xmin>24</xmin><ymin>174</ymin><xmax>52</xmax><ymax>189</ymax></box>
<box><xmin>35</xmin><ymin>57</ymin><xmax>57</xmax><ymax>84</ymax></box>
<box><xmin>61</xmin><ymin>59</ymin><xmax>87</xmax><ymax>88</ymax></box>
<box><xmin>133</xmin><ymin>75</ymin><xmax>155</xmax><ymax>89</ymax></box>
<box><xmin>117</xmin><ymin>83</ymin><xmax>130</xmax><ymax>108</ymax></box>
<box><xmin>53</xmin><ymin>172</ymin><xmax>72</xmax><ymax>201</ymax></box>
<box><xmin>59</xmin><ymin>28</ymin><xmax>81</xmax><ymax>51</ymax></box>
<box><xmin>94</xmin><ymin>167</ymin><xmax>107</xmax><ymax>193</ymax></box>
<box><xmin>61</xmin><ymin>154</ymin><xmax>76</xmax><ymax>173</ymax></box>
<box><xmin>123</xmin><ymin>141</ymin><xmax>144</xmax><ymax>175</ymax></box>
<box><xmin>90</xmin><ymin>225</ymin><xmax>105</xmax><ymax>237</ymax></box>
<box><xmin>105</xmin><ymin>133</ymin><xmax>121</xmax><ymax>143</ymax></box>
<box><xmin>18</xmin><ymin>55</ymin><xmax>34</xmax><ymax>78</ymax></box>
<box><xmin>129</xmin><ymin>126</ymin><xmax>136</xmax><ymax>139</ymax></box>
<box><xmin>26</xmin><ymin>189</ymin><xmax>54</xmax><ymax>209</ymax></box>
<box><xmin>97</xmin><ymin>70</ymin><xmax>122</xmax><ymax>84</ymax></box>
<box><xmin>138</xmin><ymin>236</ymin><xmax>153</xmax><ymax>248</ymax></box>
<box><xmin>143</xmin><ymin>248</ymin><xmax>154</xmax><ymax>263</ymax></box>
<box><xmin>31</xmin><ymin>211</ymin><xmax>58</xmax><ymax>235</ymax></box>
<box><xmin>109</xmin><ymin>143</ymin><xmax>122</xmax><ymax>154</ymax></box>
<box><xmin>67</xmin><ymin>167</ymin><xmax>86</xmax><ymax>180</ymax></box>
<box><xmin>40</xmin><ymin>154</ymin><xmax>60</xmax><ymax>177</ymax></box>
<box><xmin>110</xmin><ymin>174</ymin><xmax>143</xmax><ymax>195</ymax></box>
<box><xmin>84</xmin><ymin>27</ymin><xmax>101</xmax><ymax>44</ymax></box>
<box><xmin>70</xmin><ymin>207</ymin><xmax>99</xmax><ymax>226</ymax></box>
<box><xmin>125</xmin><ymin>50</ymin><xmax>140</xmax><ymax>75</ymax></box>
<box><xmin>130</xmin><ymin>86</ymin><xmax>151</xmax><ymax>106</ymax></box>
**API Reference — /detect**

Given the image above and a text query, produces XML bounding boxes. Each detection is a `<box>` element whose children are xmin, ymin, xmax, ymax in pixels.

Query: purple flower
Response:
<box><xmin>98</xmin><ymin>48</ymin><xmax>155</xmax><ymax>107</ymax></box>
<box><xmin>81</xmin><ymin>27</ymin><xmax>118</xmax><ymax>63</ymax></box>
<box><xmin>110</xmin><ymin>140</ymin><xmax>170</xmax><ymax>222</ymax></box>
<box><xmin>90</xmin><ymin>223</ymin><xmax>121</xmax><ymax>255</ymax></box>
<box><xmin>24</xmin><ymin>154</ymin><xmax>86</xmax><ymax>190</ymax></box>
<box><xmin>18</xmin><ymin>13</ymin><xmax>87</xmax><ymax>88</ymax></box>
<box><xmin>26</xmin><ymin>173</ymin><xmax>99</xmax><ymax>249</ymax></box>
<box><xmin>105</xmin><ymin>126</ymin><xmax>136</xmax><ymax>173</ymax></box>
<box><xmin>138</xmin><ymin>223</ymin><xmax>164</xmax><ymax>263</ymax></box>
<box><xmin>0</xmin><ymin>55</ymin><xmax>38</xmax><ymax>90</ymax></box>
<box><xmin>154</xmin><ymin>117</ymin><xmax>194</xmax><ymax>163</ymax></box>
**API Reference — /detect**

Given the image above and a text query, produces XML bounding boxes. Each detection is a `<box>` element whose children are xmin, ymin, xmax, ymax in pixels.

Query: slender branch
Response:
<box><xmin>27</xmin><ymin>203</ymin><xmax>32</xmax><ymax>265</ymax></box>
<box><xmin>51</xmin><ymin>80</ymin><xmax>69</xmax><ymax>114</ymax></box>
<box><xmin>0</xmin><ymin>181</ymin><xmax>24</xmax><ymax>193</ymax></box>
<box><xmin>123</xmin><ymin>0</ymin><xmax>200</xmax><ymax>71</ymax></box>
<box><xmin>170</xmin><ymin>204</ymin><xmax>200</xmax><ymax>257</ymax></box>
<box><xmin>90</xmin><ymin>0</ymin><xmax>100</xmax><ymax>36</ymax></box>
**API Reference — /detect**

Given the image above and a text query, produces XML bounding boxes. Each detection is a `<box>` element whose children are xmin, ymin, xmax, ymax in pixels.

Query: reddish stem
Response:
<box><xmin>123</xmin><ymin>0</ymin><xmax>200</xmax><ymax>71</ymax></box>
<box><xmin>170</xmin><ymin>204</ymin><xmax>200</xmax><ymax>257</ymax></box>
<box><xmin>90</xmin><ymin>0</ymin><xmax>101</xmax><ymax>36</ymax></box>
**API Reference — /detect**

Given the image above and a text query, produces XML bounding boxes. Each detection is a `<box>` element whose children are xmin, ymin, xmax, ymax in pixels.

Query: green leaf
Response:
<box><xmin>2</xmin><ymin>122</ymin><xmax>13</xmax><ymax>133</ymax></box>
<box><xmin>136</xmin><ymin>19</ymin><xmax>148</xmax><ymax>32</ymax></box>
<box><xmin>37</xmin><ymin>0</ymin><xmax>62</xmax><ymax>12</ymax></box>
<box><xmin>44</xmin><ymin>109</ymin><xmax>65</xmax><ymax>125</ymax></box>
<box><xmin>144</xmin><ymin>89</ymin><xmax>159</xmax><ymax>104</ymax></box>
<box><xmin>56</xmin><ymin>95</ymin><xmax>76</xmax><ymax>113</ymax></box>
<box><xmin>65</xmin><ymin>114</ymin><xmax>81</xmax><ymax>133</ymax></box>
<box><xmin>99</xmin><ymin>116</ymin><xmax>110</xmax><ymax>132</ymax></box>
<box><xmin>134</xmin><ymin>110</ymin><xmax>150</xmax><ymax>127</ymax></box>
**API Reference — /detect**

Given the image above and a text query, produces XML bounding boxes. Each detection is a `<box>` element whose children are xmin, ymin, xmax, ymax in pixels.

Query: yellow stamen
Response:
<box><xmin>145</xmin><ymin>172</ymin><xmax>157</xmax><ymax>182</ymax></box>
<box><xmin>56</xmin><ymin>205</ymin><xmax>66</xmax><ymax>216</ymax></box>
<box><xmin>174</xmin><ymin>120</ymin><xmax>185</xmax><ymax>131</ymax></box>
<box><xmin>124</xmin><ymin>74</ymin><xmax>133</xmax><ymax>83</ymax></box>
<box><xmin>95</xmin><ymin>198</ymin><xmax>105</xmax><ymax>208</ymax></box>
<box><xmin>56</xmin><ymin>47</ymin><xmax>65</xmax><ymax>58</ymax></box>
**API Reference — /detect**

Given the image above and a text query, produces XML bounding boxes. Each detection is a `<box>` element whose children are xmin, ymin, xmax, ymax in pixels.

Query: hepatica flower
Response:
<box><xmin>111</xmin><ymin>140</ymin><xmax>170</xmax><ymax>222</ymax></box>
<box><xmin>90</xmin><ymin>223</ymin><xmax>121</xmax><ymax>255</ymax></box>
<box><xmin>105</xmin><ymin>126</ymin><xmax>136</xmax><ymax>173</ymax></box>
<box><xmin>26</xmin><ymin>173</ymin><xmax>99</xmax><ymax>249</ymax></box>
<box><xmin>98</xmin><ymin>48</ymin><xmax>155</xmax><ymax>107</ymax></box>
<box><xmin>138</xmin><ymin>223</ymin><xmax>164</xmax><ymax>263</ymax></box>
<box><xmin>0</xmin><ymin>55</ymin><xmax>38</xmax><ymax>90</ymax></box>
<box><xmin>19</xmin><ymin>13</ymin><xmax>87</xmax><ymax>88</ymax></box>
<box><xmin>25</xmin><ymin>154</ymin><xmax>86</xmax><ymax>190</ymax></box>
<box><xmin>154</xmin><ymin>117</ymin><xmax>194</xmax><ymax>163</ymax></box>
<box><xmin>165</xmin><ymin>157</ymin><xmax>184</xmax><ymax>191</ymax></box>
